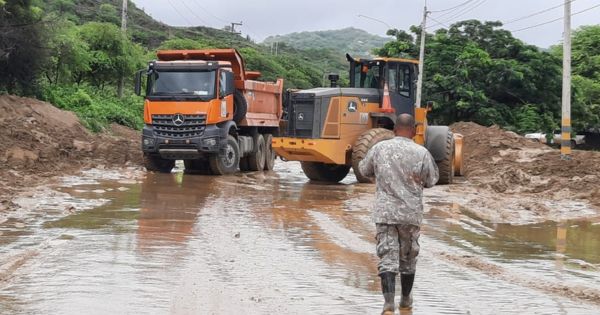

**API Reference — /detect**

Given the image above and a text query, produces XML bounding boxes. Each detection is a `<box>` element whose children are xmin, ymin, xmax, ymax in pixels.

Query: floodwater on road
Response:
<box><xmin>1</xmin><ymin>162</ymin><xmax>599</xmax><ymax>314</ymax></box>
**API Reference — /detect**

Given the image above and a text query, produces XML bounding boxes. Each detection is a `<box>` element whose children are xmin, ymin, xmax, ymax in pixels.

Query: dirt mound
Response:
<box><xmin>451</xmin><ymin>122</ymin><xmax>600</xmax><ymax>206</ymax></box>
<box><xmin>0</xmin><ymin>95</ymin><xmax>142</xmax><ymax>196</ymax></box>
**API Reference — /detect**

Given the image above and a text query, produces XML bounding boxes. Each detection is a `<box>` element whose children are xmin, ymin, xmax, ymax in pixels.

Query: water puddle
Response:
<box><xmin>0</xmin><ymin>162</ymin><xmax>599</xmax><ymax>314</ymax></box>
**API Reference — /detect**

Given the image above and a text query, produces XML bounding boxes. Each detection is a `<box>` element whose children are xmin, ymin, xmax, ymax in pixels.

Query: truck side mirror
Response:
<box><xmin>134</xmin><ymin>70</ymin><xmax>144</xmax><ymax>96</ymax></box>
<box><xmin>224</xmin><ymin>71</ymin><xmax>235</xmax><ymax>96</ymax></box>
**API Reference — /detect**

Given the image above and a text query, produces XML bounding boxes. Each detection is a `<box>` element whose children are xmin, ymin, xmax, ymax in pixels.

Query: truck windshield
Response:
<box><xmin>148</xmin><ymin>71</ymin><xmax>216</xmax><ymax>99</ymax></box>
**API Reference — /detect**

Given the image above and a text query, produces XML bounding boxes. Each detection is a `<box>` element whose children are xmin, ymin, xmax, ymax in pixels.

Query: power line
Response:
<box><xmin>179</xmin><ymin>0</ymin><xmax>209</xmax><ymax>25</ymax></box>
<box><xmin>504</xmin><ymin>0</ymin><xmax>576</xmax><ymax>25</ymax></box>
<box><xmin>430</xmin><ymin>0</ymin><xmax>478</xmax><ymax>14</ymax></box>
<box><xmin>188</xmin><ymin>0</ymin><xmax>229</xmax><ymax>24</ymax></box>
<box><xmin>166</xmin><ymin>0</ymin><xmax>194</xmax><ymax>26</ymax></box>
<box><xmin>427</xmin><ymin>0</ymin><xmax>489</xmax><ymax>29</ymax></box>
<box><xmin>511</xmin><ymin>3</ymin><xmax>600</xmax><ymax>33</ymax></box>
<box><xmin>428</xmin><ymin>15</ymin><xmax>450</xmax><ymax>28</ymax></box>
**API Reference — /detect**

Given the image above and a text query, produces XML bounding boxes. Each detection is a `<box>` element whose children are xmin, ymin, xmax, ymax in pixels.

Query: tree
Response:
<box><xmin>0</xmin><ymin>0</ymin><xmax>46</xmax><ymax>94</ymax></box>
<box><xmin>43</xmin><ymin>21</ymin><xmax>91</xmax><ymax>85</ymax></box>
<box><xmin>77</xmin><ymin>22</ymin><xmax>145</xmax><ymax>90</ymax></box>
<box><xmin>374</xmin><ymin>19</ymin><xmax>563</xmax><ymax>132</ymax></box>
<box><xmin>158</xmin><ymin>38</ymin><xmax>209</xmax><ymax>50</ymax></box>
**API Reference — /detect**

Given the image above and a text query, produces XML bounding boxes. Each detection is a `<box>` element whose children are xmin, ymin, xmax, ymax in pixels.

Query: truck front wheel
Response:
<box><xmin>143</xmin><ymin>154</ymin><xmax>175</xmax><ymax>173</ymax></box>
<box><xmin>209</xmin><ymin>135</ymin><xmax>240</xmax><ymax>175</ymax></box>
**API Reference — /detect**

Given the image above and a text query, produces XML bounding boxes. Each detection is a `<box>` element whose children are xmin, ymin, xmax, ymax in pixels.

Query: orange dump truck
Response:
<box><xmin>134</xmin><ymin>49</ymin><xmax>284</xmax><ymax>175</ymax></box>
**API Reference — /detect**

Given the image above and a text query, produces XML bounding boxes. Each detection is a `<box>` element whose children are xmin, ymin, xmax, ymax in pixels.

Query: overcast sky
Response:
<box><xmin>131</xmin><ymin>0</ymin><xmax>600</xmax><ymax>48</ymax></box>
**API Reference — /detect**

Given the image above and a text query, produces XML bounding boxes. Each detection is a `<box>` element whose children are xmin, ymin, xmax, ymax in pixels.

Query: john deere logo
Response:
<box><xmin>347</xmin><ymin>101</ymin><xmax>358</xmax><ymax>112</ymax></box>
<box><xmin>172</xmin><ymin>114</ymin><xmax>185</xmax><ymax>126</ymax></box>
<box><xmin>297</xmin><ymin>113</ymin><xmax>305</xmax><ymax>121</ymax></box>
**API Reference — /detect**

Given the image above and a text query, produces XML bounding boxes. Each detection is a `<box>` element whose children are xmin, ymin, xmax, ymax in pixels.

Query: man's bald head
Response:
<box><xmin>394</xmin><ymin>114</ymin><xmax>416</xmax><ymax>139</ymax></box>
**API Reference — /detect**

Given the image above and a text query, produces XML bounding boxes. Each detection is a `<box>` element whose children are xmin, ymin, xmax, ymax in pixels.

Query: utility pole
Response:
<box><xmin>230</xmin><ymin>21</ymin><xmax>243</xmax><ymax>34</ymax></box>
<box><xmin>275</xmin><ymin>41</ymin><xmax>278</xmax><ymax>56</ymax></box>
<box><xmin>415</xmin><ymin>3</ymin><xmax>429</xmax><ymax>108</ymax></box>
<box><xmin>561</xmin><ymin>0</ymin><xmax>572</xmax><ymax>160</ymax></box>
<box><xmin>118</xmin><ymin>0</ymin><xmax>128</xmax><ymax>98</ymax></box>
<box><xmin>121</xmin><ymin>0</ymin><xmax>128</xmax><ymax>32</ymax></box>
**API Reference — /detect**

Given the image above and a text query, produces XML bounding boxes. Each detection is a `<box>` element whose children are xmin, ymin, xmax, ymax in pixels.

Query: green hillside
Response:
<box><xmin>1</xmin><ymin>0</ymin><xmax>350</xmax><ymax>131</ymax></box>
<box><xmin>263</xmin><ymin>27</ymin><xmax>391</xmax><ymax>58</ymax></box>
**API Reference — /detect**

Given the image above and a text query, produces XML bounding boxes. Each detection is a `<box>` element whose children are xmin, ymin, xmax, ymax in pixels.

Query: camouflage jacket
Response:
<box><xmin>358</xmin><ymin>137</ymin><xmax>439</xmax><ymax>225</ymax></box>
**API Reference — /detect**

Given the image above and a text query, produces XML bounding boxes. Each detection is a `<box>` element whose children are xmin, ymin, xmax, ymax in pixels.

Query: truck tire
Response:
<box><xmin>247</xmin><ymin>134</ymin><xmax>266</xmax><ymax>171</ymax></box>
<box><xmin>143</xmin><ymin>154</ymin><xmax>175</xmax><ymax>173</ymax></box>
<box><xmin>209</xmin><ymin>135</ymin><xmax>240</xmax><ymax>175</ymax></box>
<box><xmin>352</xmin><ymin>128</ymin><xmax>395</xmax><ymax>183</ymax></box>
<box><xmin>426</xmin><ymin>126</ymin><xmax>454</xmax><ymax>185</ymax></box>
<box><xmin>184</xmin><ymin>159</ymin><xmax>213</xmax><ymax>175</ymax></box>
<box><xmin>264</xmin><ymin>134</ymin><xmax>276</xmax><ymax>171</ymax></box>
<box><xmin>233</xmin><ymin>90</ymin><xmax>247</xmax><ymax>124</ymax></box>
<box><xmin>300</xmin><ymin>161</ymin><xmax>351</xmax><ymax>183</ymax></box>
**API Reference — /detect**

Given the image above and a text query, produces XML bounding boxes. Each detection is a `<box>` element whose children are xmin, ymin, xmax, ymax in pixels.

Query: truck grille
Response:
<box><xmin>151</xmin><ymin>114</ymin><xmax>206</xmax><ymax>138</ymax></box>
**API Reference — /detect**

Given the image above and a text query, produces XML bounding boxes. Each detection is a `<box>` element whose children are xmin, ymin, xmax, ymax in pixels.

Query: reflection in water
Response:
<box><xmin>136</xmin><ymin>173</ymin><xmax>217</xmax><ymax>250</ymax></box>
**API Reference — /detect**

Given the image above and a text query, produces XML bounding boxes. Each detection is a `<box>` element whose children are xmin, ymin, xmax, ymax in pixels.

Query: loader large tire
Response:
<box><xmin>425</xmin><ymin>126</ymin><xmax>454</xmax><ymax>185</ymax></box>
<box><xmin>143</xmin><ymin>154</ymin><xmax>175</xmax><ymax>173</ymax></box>
<box><xmin>247</xmin><ymin>134</ymin><xmax>266</xmax><ymax>171</ymax></box>
<box><xmin>300</xmin><ymin>162</ymin><xmax>350</xmax><ymax>183</ymax></box>
<box><xmin>263</xmin><ymin>134</ymin><xmax>276</xmax><ymax>171</ymax></box>
<box><xmin>184</xmin><ymin>159</ymin><xmax>213</xmax><ymax>175</ymax></box>
<box><xmin>352</xmin><ymin>128</ymin><xmax>395</xmax><ymax>183</ymax></box>
<box><xmin>209</xmin><ymin>135</ymin><xmax>240</xmax><ymax>175</ymax></box>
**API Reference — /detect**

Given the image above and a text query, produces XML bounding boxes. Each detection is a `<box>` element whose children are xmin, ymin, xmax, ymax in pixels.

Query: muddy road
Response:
<box><xmin>1</xmin><ymin>162</ymin><xmax>600</xmax><ymax>314</ymax></box>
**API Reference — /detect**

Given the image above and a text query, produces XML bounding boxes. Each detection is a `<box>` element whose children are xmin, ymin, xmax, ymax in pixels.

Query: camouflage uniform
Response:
<box><xmin>359</xmin><ymin>137</ymin><xmax>439</xmax><ymax>275</ymax></box>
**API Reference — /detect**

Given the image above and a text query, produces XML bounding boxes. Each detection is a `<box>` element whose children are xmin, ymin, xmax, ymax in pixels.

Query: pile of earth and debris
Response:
<box><xmin>0</xmin><ymin>95</ymin><xmax>142</xmax><ymax>200</ymax></box>
<box><xmin>451</xmin><ymin>122</ymin><xmax>600</xmax><ymax>207</ymax></box>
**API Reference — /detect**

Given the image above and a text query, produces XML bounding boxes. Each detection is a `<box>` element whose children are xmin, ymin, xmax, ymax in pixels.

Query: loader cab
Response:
<box><xmin>347</xmin><ymin>54</ymin><xmax>418</xmax><ymax>116</ymax></box>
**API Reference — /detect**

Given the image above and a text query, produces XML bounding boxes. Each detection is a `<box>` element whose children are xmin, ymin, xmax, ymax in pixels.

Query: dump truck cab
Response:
<box><xmin>135</xmin><ymin>49</ymin><xmax>283</xmax><ymax>175</ymax></box>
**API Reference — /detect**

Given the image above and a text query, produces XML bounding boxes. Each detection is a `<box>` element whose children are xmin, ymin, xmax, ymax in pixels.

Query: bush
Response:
<box><xmin>41</xmin><ymin>84</ymin><xmax>144</xmax><ymax>132</ymax></box>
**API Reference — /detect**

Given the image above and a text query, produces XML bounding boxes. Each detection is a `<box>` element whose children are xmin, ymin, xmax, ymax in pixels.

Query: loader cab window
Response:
<box><xmin>388</xmin><ymin>63</ymin><xmax>412</xmax><ymax>97</ymax></box>
<box><xmin>352</xmin><ymin>62</ymin><xmax>382</xmax><ymax>89</ymax></box>
<box><xmin>147</xmin><ymin>70</ymin><xmax>216</xmax><ymax>99</ymax></box>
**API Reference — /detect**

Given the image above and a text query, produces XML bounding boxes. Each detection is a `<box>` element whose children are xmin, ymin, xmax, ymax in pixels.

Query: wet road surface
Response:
<box><xmin>1</xmin><ymin>163</ymin><xmax>599</xmax><ymax>314</ymax></box>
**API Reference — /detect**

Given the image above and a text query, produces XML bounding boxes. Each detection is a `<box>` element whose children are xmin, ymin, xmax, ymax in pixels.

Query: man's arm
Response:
<box><xmin>421</xmin><ymin>151</ymin><xmax>439</xmax><ymax>188</ymax></box>
<box><xmin>358</xmin><ymin>146</ymin><xmax>376</xmax><ymax>177</ymax></box>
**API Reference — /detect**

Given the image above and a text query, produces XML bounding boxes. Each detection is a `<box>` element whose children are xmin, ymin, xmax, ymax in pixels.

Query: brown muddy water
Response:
<box><xmin>1</xmin><ymin>163</ymin><xmax>599</xmax><ymax>314</ymax></box>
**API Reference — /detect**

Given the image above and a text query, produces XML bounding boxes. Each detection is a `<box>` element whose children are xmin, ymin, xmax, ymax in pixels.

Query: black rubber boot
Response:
<box><xmin>380</xmin><ymin>272</ymin><xmax>396</xmax><ymax>314</ymax></box>
<box><xmin>399</xmin><ymin>273</ymin><xmax>415</xmax><ymax>309</ymax></box>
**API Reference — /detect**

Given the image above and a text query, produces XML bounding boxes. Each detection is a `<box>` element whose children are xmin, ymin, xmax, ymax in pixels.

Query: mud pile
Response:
<box><xmin>0</xmin><ymin>95</ymin><xmax>142</xmax><ymax>197</ymax></box>
<box><xmin>451</xmin><ymin>122</ymin><xmax>600</xmax><ymax>206</ymax></box>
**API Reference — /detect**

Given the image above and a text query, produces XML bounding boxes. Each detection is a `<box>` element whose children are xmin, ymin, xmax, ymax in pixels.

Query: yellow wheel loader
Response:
<box><xmin>273</xmin><ymin>54</ymin><xmax>464</xmax><ymax>184</ymax></box>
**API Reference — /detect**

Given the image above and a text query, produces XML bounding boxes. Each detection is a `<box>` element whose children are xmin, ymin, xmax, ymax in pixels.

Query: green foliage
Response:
<box><xmin>158</xmin><ymin>38</ymin><xmax>210</xmax><ymax>50</ymax></box>
<box><xmin>264</xmin><ymin>27</ymin><xmax>390</xmax><ymax>58</ymax></box>
<box><xmin>0</xmin><ymin>0</ymin><xmax>46</xmax><ymax>95</ymax></box>
<box><xmin>42</xmin><ymin>84</ymin><xmax>144</xmax><ymax>132</ymax></box>
<box><xmin>376</xmin><ymin>19</ymin><xmax>564</xmax><ymax>132</ymax></box>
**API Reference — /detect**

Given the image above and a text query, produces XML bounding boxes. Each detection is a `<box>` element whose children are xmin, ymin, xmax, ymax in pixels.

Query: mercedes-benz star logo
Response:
<box><xmin>172</xmin><ymin>114</ymin><xmax>185</xmax><ymax>126</ymax></box>
<box><xmin>297</xmin><ymin>113</ymin><xmax>305</xmax><ymax>121</ymax></box>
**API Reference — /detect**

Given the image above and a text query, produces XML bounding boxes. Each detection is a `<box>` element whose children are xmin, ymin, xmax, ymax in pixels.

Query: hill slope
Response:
<box><xmin>263</xmin><ymin>27</ymin><xmax>391</xmax><ymax>57</ymax></box>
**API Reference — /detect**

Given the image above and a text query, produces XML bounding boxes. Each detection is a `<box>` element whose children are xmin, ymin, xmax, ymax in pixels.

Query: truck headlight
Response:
<box><xmin>143</xmin><ymin>137</ymin><xmax>155</xmax><ymax>146</ymax></box>
<box><xmin>202</xmin><ymin>138</ymin><xmax>217</xmax><ymax>147</ymax></box>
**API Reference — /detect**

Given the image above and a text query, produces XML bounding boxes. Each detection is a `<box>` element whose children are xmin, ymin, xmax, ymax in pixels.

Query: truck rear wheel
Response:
<box><xmin>300</xmin><ymin>161</ymin><xmax>350</xmax><ymax>183</ymax></box>
<box><xmin>247</xmin><ymin>134</ymin><xmax>266</xmax><ymax>171</ymax></box>
<box><xmin>352</xmin><ymin>128</ymin><xmax>395</xmax><ymax>183</ymax></box>
<box><xmin>264</xmin><ymin>134</ymin><xmax>276</xmax><ymax>171</ymax></box>
<box><xmin>184</xmin><ymin>159</ymin><xmax>213</xmax><ymax>175</ymax></box>
<box><xmin>426</xmin><ymin>126</ymin><xmax>454</xmax><ymax>185</ymax></box>
<box><xmin>209</xmin><ymin>135</ymin><xmax>240</xmax><ymax>175</ymax></box>
<box><xmin>143</xmin><ymin>154</ymin><xmax>175</xmax><ymax>173</ymax></box>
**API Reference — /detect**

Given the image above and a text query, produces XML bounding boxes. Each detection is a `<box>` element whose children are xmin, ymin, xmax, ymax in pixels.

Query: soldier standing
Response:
<box><xmin>359</xmin><ymin>114</ymin><xmax>439</xmax><ymax>314</ymax></box>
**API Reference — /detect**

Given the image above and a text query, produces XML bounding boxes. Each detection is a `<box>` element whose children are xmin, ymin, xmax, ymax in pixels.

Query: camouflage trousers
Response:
<box><xmin>375</xmin><ymin>224</ymin><xmax>421</xmax><ymax>275</ymax></box>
